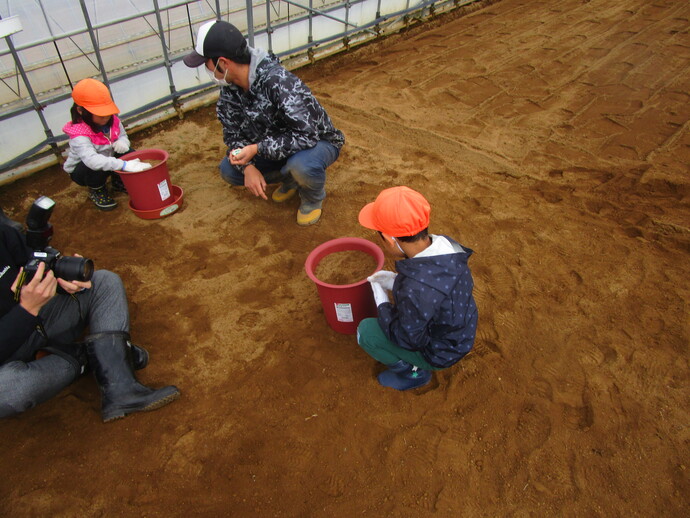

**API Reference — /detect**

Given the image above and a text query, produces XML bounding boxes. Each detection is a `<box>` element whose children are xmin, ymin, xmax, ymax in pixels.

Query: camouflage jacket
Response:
<box><xmin>216</xmin><ymin>48</ymin><xmax>345</xmax><ymax>161</ymax></box>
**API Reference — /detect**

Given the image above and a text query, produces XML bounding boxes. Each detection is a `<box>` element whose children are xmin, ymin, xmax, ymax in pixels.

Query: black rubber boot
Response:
<box><xmin>128</xmin><ymin>341</ymin><xmax>149</xmax><ymax>370</ymax></box>
<box><xmin>86</xmin><ymin>332</ymin><xmax>179</xmax><ymax>423</ymax></box>
<box><xmin>114</xmin><ymin>333</ymin><xmax>148</xmax><ymax>370</ymax></box>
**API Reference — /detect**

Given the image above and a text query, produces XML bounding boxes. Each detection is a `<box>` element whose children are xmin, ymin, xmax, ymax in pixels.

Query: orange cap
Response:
<box><xmin>71</xmin><ymin>78</ymin><xmax>119</xmax><ymax>116</ymax></box>
<box><xmin>358</xmin><ymin>186</ymin><xmax>431</xmax><ymax>237</ymax></box>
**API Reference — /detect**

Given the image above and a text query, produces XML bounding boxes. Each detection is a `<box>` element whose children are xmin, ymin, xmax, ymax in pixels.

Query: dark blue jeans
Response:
<box><xmin>0</xmin><ymin>270</ymin><xmax>129</xmax><ymax>418</ymax></box>
<box><xmin>219</xmin><ymin>140</ymin><xmax>340</xmax><ymax>210</ymax></box>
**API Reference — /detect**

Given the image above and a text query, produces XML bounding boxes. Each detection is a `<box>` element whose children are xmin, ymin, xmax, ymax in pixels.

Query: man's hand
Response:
<box><xmin>11</xmin><ymin>262</ymin><xmax>57</xmax><ymax>316</ymax></box>
<box><xmin>56</xmin><ymin>254</ymin><xmax>93</xmax><ymax>294</ymax></box>
<box><xmin>57</xmin><ymin>278</ymin><xmax>92</xmax><ymax>294</ymax></box>
<box><xmin>243</xmin><ymin>165</ymin><xmax>268</xmax><ymax>200</ymax></box>
<box><xmin>229</xmin><ymin>144</ymin><xmax>258</xmax><ymax>165</ymax></box>
<box><xmin>55</xmin><ymin>253</ymin><xmax>93</xmax><ymax>294</ymax></box>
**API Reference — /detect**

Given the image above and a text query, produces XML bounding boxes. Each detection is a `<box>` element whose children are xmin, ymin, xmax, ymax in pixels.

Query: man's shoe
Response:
<box><xmin>88</xmin><ymin>185</ymin><xmax>117</xmax><ymax>211</ymax></box>
<box><xmin>297</xmin><ymin>207</ymin><xmax>322</xmax><ymax>226</ymax></box>
<box><xmin>272</xmin><ymin>183</ymin><xmax>297</xmax><ymax>203</ymax></box>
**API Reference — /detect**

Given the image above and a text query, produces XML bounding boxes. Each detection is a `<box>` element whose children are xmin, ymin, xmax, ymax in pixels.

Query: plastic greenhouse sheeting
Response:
<box><xmin>0</xmin><ymin>0</ymin><xmax>474</xmax><ymax>179</ymax></box>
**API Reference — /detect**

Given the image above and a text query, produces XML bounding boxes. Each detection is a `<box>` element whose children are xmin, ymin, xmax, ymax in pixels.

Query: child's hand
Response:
<box><xmin>368</xmin><ymin>280</ymin><xmax>389</xmax><ymax>307</ymax></box>
<box><xmin>112</xmin><ymin>139</ymin><xmax>129</xmax><ymax>154</ymax></box>
<box><xmin>368</xmin><ymin>270</ymin><xmax>397</xmax><ymax>291</ymax></box>
<box><xmin>122</xmin><ymin>158</ymin><xmax>152</xmax><ymax>173</ymax></box>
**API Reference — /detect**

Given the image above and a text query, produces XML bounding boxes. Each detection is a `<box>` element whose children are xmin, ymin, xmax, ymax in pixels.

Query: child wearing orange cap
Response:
<box><xmin>62</xmin><ymin>78</ymin><xmax>151</xmax><ymax>211</ymax></box>
<box><xmin>357</xmin><ymin>186</ymin><xmax>478</xmax><ymax>390</ymax></box>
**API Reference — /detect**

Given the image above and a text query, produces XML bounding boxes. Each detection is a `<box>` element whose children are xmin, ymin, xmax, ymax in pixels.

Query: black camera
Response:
<box><xmin>23</xmin><ymin>196</ymin><xmax>94</xmax><ymax>283</ymax></box>
<box><xmin>24</xmin><ymin>246</ymin><xmax>94</xmax><ymax>283</ymax></box>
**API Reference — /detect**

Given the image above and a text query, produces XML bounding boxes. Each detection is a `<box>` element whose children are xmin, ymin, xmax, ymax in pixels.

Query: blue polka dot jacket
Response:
<box><xmin>378</xmin><ymin>235</ymin><xmax>478</xmax><ymax>369</ymax></box>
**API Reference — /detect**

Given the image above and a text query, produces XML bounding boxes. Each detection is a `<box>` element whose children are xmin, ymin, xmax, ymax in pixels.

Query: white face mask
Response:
<box><xmin>206</xmin><ymin>60</ymin><xmax>230</xmax><ymax>86</ymax></box>
<box><xmin>393</xmin><ymin>238</ymin><xmax>406</xmax><ymax>256</ymax></box>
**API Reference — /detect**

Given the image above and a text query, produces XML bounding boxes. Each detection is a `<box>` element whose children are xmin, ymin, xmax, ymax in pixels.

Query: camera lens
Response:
<box><xmin>54</xmin><ymin>256</ymin><xmax>94</xmax><ymax>282</ymax></box>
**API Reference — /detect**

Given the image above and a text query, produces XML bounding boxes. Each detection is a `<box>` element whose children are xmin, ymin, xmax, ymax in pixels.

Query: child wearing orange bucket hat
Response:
<box><xmin>62</xmin><ymin>78</ymin><xmax>151</xmax><ymax>211</ymax></box>
<box><xmin>356</xmin><ymin>186</ymin><xmax>478</xmax><ymax>391</ymax></box>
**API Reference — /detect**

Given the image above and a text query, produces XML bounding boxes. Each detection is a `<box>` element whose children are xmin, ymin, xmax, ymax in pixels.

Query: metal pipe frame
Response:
<box><xmin>3</xmin><ymin>26</ymin><xmax>59</xmax><ymax>161</ymax></box>
<box><xmin>0</xmin><ymin>0</ymin><xmax>198</xmax><ymax>57</ymax></box>
<box><xmin>245</xmin><ymin>0</ymin><xmax>255</xmax><ymax>46</ymax></box>
<box><xmin>265</xmin><ymin>0</ymin><xmax>274</xmax><ymax>52</ymax></box>
<box><xmin>78</xmin><ymin>0</ymin><xmax>110</xmax><ymax>87</ymax></box>
<box><xmin>152</xmin><ymin>0</ymin><xmax>181</xmax><ymax>112</ymax></box>
<box><xmin>281</xmin><ymin>0</ymin><xmax>372</xmax><ymax>33</ymax></box>
<box><xmin>1</xmin><ymin>0</ymin><xmax>478</xmax><ymax>174</ymax></box>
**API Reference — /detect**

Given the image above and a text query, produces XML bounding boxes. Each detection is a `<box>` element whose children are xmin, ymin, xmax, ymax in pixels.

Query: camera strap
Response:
<box><xmin>34</xmin><ymin>293</ymin><xmax>83</xmax><ymax>339</ymax></box>
<box><xmin>15</xmin><ymin>282</ymin><xmax>83</xmax><ymax>342</ymax></box>
<box><xmin>12</xmin><ymin>269</ymin><xmax>28</xmax><ymax>303</ymax></box>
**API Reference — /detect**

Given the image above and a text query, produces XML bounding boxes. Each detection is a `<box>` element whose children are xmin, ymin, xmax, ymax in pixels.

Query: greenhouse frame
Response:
<box><xmin>0</xmin><ymin>0</ymin><xmax>478</xmax><ymax>183</ymax></box>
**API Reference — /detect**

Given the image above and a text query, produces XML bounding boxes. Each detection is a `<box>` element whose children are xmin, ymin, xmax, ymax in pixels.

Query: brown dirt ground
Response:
<box><xmin>1</xmin><ymin>0</ymin><xmax>688</xmax><ymax>515</ymax></box>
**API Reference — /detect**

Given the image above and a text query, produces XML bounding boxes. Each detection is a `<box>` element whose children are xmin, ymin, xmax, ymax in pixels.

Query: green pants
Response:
<box><xmin>356</xmin><ymin>318</ymin><xmax>441</xmax><ymax>371</ymax></box>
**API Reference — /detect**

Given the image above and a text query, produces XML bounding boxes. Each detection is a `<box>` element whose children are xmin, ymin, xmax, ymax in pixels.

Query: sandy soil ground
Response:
<box><xmin>1</xmin><ymin>0</ymin><xmax>688</xmax><ymax>515</ymax></box>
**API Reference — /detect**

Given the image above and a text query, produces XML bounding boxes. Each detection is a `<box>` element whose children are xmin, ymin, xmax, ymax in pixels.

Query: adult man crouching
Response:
<box><xmin>184</xmin><ymin>20</ymin><xmax>345</xmax><ymax>226</ymax></box>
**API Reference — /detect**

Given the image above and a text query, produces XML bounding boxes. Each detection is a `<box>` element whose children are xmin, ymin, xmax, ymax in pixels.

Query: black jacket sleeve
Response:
<box><xmin>0</xmin><ymin>224</ymin><xmax>39</xmax><ymax>363</ymax></box>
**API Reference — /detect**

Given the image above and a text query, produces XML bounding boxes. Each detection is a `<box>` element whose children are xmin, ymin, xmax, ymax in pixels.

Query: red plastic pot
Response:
<box><xmin>117</xmin><ymin>148</ymin><xmax>183</xmax><ymax>218</ymax></box>
<box><xmin>305</xmin><ymin>237</ymin><xmax>385</xmax><ymax>334</ymax></box>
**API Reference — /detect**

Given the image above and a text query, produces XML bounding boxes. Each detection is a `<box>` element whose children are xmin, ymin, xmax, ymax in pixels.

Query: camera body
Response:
<box><xmin>24</xmin><ymin>246</ymin><xmax>93</xmax><ymax>283</ymax></box>
<box><xmin>22</xmin><ymin>196</ymin><xmax>94</xmax><ymax>283</ymax></box>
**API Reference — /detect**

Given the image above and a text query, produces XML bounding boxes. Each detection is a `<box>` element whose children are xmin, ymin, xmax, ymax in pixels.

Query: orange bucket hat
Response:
<box><xmin>358</xmin><ymin>186</ymin><xmax>431</xmax><ymax>237</ymax></box>
<box><xmin>71</xmin><ymin>78</ymin><xmax>119</xmax><ymax>116</ymax></box>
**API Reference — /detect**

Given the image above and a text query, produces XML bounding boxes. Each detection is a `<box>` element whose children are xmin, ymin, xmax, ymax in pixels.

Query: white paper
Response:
<box><xmin>158</xmin><ymin>180</ymin><xmax>171</xmax><ymax>201</ymax></box>
<box><xmin>334</xmin><ymin>303</ymin><xmax>354</xmax><ymax>322</ymax></box>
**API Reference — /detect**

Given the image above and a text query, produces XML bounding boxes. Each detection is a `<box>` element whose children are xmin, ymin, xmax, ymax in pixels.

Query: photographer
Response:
<box><xmin>0</xmin><ymin>221</ymin><xmax>180</xmax><ymax>422</ymax></box>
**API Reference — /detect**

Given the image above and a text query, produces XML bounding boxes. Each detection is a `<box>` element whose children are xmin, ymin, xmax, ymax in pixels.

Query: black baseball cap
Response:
<box><xmin>183</xmin><ymin>20</ymin><xmax>247</xmax><ymax>67</ymax></box>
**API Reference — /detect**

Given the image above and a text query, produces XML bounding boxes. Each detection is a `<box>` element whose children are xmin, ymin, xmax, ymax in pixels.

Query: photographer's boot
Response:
<box><xmin>38</xmin><ymin>339</ymin><xmax>145</xmax><ymax>374</ymax></box>
<box><xmin>88</xmin><ymin>185</ymin><xmax>117</xmax><ymax>211</ymax></box>
<box><xmin>86</xmin><ymin>332</ymin><xmax>179</xmax><ymax>423</ymax></box>
<box><xmin>116</xmin><ymin>332</ymin><xmax>148</xmax><ymax>370</ymax></box>
<box><xmin>128</xmin><ymin>341</ymin><xmax>149</xmax><ymax>370</ymax></box>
